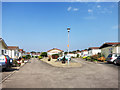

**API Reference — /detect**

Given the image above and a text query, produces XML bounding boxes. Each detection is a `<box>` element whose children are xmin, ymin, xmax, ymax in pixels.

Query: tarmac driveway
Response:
<box><xmin>2</xmin><ymin>58</ymin><xmax>118</xmax><ymax>88</ymax></box>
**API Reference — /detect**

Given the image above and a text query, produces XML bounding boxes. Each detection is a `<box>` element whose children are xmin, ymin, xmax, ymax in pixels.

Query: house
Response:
<box><xmin>30</xmin><ymin>52</ymin><xmax>40</xmax><ymax>57</ymax></box>
<box><xmin>81</xmin><ymin>49</ymin><xmax>88</xmax><ymax>57</ymax></box>
<box><xmin>67</xmin><ymin>52</ymin><xmax>77</xmax><ymax>57</ymax></box>
<box><xmin>19</xmin><ymin>49</ymin><xmax>25</xmax><ymax>57</ymax></box>
<box><xmin>88</xmin><ymin>47</ymin><xmax>101</xmax><ymax>56</ymax></box>
<box><xmin>0</xmin><ymin>38</ymin><xmax>8</xmax><ymax>55</ymax></box>
<box><xmin>6</xmin><ymin>46</ymin><xmax>20</xmax><ymax>59</ymax></box>
<box><xmin>76</xmin><ymin>51</ymin><xmax>82</xmax><ymax>57</ymax></box>
<box><xmin>99</xmin><ymin>42</ymin><xmax>120</xmax><ymax>58</ymax></box>
<box><xmin>47</xmin><ymin>48</ymin><xmax>63</xmax><ymax>56</ymax></box>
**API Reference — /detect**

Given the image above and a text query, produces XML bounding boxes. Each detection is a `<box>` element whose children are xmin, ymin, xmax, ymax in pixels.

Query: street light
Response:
<box><xmin>67</xmin><ymin>27</ymin><xmax>70</xmax><ymax>65</ymax></box>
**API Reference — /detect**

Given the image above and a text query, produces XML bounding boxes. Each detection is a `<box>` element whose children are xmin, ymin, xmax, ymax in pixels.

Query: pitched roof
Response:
<box><xmin>8</xmin><ymin>46</ymin><xmax>19</xmax><ymax>50</ymax></box>
<box><xmin>100</xmin><ymin>42</ymin><xmax>120</xmax><ymax>49</ymax></box>
<box><xmin>88</xmin><ymin>47</ymin><xmax>100</xmax><ymax>50</ymax></box>
<box><xmin>0</xmin><ymin>38</ymin><xmax>8</xmax><ymax>48</ymax></box>
<box><xmin>81</xmin><ymin>50</ymin><xmax>88</xmax><ymax>52</ymax></box>
<box><xmin>47</xmin><ymin>48</ymin><xmax>63</xmax><ymax>52</ymax></box>
<box><xmin>19</xmin><ymin>49</ymin><xmax>23</xmax><ymax>51</ymax></box>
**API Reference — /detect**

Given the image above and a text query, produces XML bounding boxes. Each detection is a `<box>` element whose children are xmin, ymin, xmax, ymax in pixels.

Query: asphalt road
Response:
<box><xmin>2</xmin><ymin>58</ymin><xmax>119</xmax><ymax>88</ymax></box>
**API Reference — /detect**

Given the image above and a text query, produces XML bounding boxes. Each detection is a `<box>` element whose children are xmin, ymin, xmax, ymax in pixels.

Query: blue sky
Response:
<box><xmin>2</xmin><ymin>2</ymin><xmax>118</xmax><ymax>52</ymax></box>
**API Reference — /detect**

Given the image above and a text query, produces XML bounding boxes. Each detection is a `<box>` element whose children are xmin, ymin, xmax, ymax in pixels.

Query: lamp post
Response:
<box><xmin>67</xmin><ymin>27</ymin><xmax>70</xmax><ymax>65</ymax></box>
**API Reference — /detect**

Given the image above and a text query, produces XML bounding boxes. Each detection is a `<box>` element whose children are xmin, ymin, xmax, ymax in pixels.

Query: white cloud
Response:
<box><xmin>88</xmin><ymin>9</ymin><xmax>93</xmax><ymax>13</ymax></box>
<box><xmin>97</xmin><ymin>5</ymin><xmax>101</xmax><ymax>8</ymax></box>
<box><xmin>112</xmin><ymin>25</ymin><xmax>118</xmax><ymax>30</ymax></box>
<box><xmin>73</xmin><ymin>8</ymin><xmax>79</xmax><ymax>11</ymax></box>
<box><xmin>67</xmin><ymin>6</ymin><xmax>72</xmax><ymax>11</ymax></box>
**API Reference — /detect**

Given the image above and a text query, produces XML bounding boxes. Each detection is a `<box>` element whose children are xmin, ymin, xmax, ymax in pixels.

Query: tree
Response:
<box><xmin>64</xmin><ymin>52</ymin><xmax>68</xmax><ymax>54</ymax></box>
<box><xmin>77</xmin><ymin>54</ymin><xmax>79</xmax><ymax>57</ymax></box>
<box><xmin>76</xmin><ymin>50</ymin><xmax>80</xmax><ymax>52</ymax></box>
<box><xmin>31</xmin><ymin>51</ymin><xmax>36</xmax><ymax>54</ymax></box>
<box><xmin>41</xmin><ymin>52</ymin><xmax>47</xmax><ymax>57</ymax></box>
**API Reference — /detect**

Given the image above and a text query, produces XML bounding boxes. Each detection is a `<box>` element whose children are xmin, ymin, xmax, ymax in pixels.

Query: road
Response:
<box><xmin>2</xmin><ymin>58</ymin><xmax>119</xmax><ymax>88</ymax></box>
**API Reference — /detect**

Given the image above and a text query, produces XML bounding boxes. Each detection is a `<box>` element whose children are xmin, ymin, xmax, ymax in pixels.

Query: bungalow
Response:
<box><xmin>67</xmin><ymin>52</ymin><xmax>77</xmax><ymax>57</ymax></box>
<box><xmin>19</xmin><ymin>49</ymin><xmax>24</xmax><ymax>57</ymax></box>
<box><xmin>0</xmin><ymin>38</ymin><xmax>8</xmax><ymax>55</ymax></box>
<box><xmin>6</xmin><ymin>46</ymin><xmax>20</xmax><ymax>59</ymax></box>
<box><xmin>88</xmin><ymin>47</ymin><xmax>101</xmax><ymax>56</ymax></box>
<box><xmin>99</xmin><ymin>42</ymin><xmax>120</xmax><ymax>58</ymax></box>
<box><xmin>47</xmin><ymin>48</ymin><xmax>63</xmax><ymax>56</ymax></box>
<box><xmin>81</xmin><ymin>49</ymin><xmax>88</xmax><ymax>57</ymax></box>
<box><xmin>76</xmin><ymin>51</ymin><xmax>81</xmax><ymax>57</ymax></box>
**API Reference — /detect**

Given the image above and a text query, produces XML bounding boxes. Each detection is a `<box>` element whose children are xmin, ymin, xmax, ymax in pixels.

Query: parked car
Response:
<box><xmin>82</xmin><ymin>54</ymin><xmax>88</xmax><ymax>59</ymax></box>
<box><xmin>0</xmin><ymin>55</ymin><xmax>12</xmax><ymax>71</ymax></box>
<box><xmin>57</xmin><ymin>55</ymin><xmax>71</xmax><ymax>61</ymax></box>
<box><xmin>113</xmin><ymin>56</ymin><xmax>120</xmax><ymax>65</ymax></box>
<box><xmin>106</xmin><ymin>53</ymin><xmax>120</xmax><ymax>63</ymax></box>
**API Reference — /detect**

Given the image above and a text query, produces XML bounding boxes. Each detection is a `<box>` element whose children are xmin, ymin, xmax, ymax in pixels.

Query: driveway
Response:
<box><xmin>2</xmin><ymin>58</ymin><xmax>118</xmax><ymax>88</ymax></box>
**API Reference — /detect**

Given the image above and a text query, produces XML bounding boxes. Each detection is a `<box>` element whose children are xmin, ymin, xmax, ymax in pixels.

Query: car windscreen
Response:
<box><xmin>107</xmin><ymin>54</ymin><xmax>112</xmax><ymax>58</ymax></box>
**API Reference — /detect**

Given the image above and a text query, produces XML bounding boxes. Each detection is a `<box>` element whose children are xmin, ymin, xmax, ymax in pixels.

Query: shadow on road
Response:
<box><xmin>1</xmin><ymin>68</ymin><xmax>19</xmax><ymax>72</ymax></box>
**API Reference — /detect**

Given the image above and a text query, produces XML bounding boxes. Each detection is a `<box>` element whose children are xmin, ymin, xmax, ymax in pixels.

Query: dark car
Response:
<box><xmin>114</xmin><ymin>56</ymin><xmax>120</xmax><ymax>65</ymax></box>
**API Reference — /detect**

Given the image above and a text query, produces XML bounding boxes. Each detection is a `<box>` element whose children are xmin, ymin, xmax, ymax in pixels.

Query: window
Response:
<box><xmin>2</xmin><ymin>50</ymin><xmax>4</xmax><ymax>55</ymax></box>
<box><xmin>14</xmin><ymin>51</ymin><xmax>16</xmax><ymax>56</ymax></box>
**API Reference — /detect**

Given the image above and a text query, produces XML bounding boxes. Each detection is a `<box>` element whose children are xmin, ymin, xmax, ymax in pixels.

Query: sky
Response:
<box><xmin>2</xmin><ymin>2</ymin><xmax>118</xmax><ymax>52</ymax></box>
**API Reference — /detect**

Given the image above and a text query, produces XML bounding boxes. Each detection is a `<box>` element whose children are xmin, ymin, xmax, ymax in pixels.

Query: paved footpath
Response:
<box><xmin>2</xmin><ymin>58</ymin><xmax>118</xmax><ymax>88</ymax></box>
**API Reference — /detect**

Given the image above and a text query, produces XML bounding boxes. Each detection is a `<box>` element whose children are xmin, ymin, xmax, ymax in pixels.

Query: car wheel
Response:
<box><xmin>113</xmin><ymin>60</ymin><xmax>117</xmax><ymax>65</ymax></box>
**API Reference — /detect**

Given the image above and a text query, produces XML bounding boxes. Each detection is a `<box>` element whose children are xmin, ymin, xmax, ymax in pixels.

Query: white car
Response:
<box><xmin>106</xmin><ymin>53</ymin><xmax>120</xmax><ymax>63</ymax></box>
<box><xmin>57</xmin><ymin>55</ymin><xmax>71</xmax><ymax>61</ymax></box>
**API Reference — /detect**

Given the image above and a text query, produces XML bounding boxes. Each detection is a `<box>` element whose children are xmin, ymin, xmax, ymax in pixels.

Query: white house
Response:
<box><xmin>0</xmin><ymin>38</ymin><xmax>8</xmax><ymax>55</ymax></box>
<box><xmin>88</xmin><ymin>47</ymin><xmax>101</xmax><ymax>56</ymax></box>
<box><xmin>100</xmin><ymin>42</ymin><xmax>120</xmax><ymax>58</ymax></box>
<box><xmin>81</xmin><ymin>50</ymin><xmax>88</xmax><ymax>57</ymax></box>
<box><xmin>6</xmin><ymin>46</ymin><xmax>20</xmax><ymax>59</ymax></box>
<box><xmin>19</xmin><ymin>49</ymin><xmax>25</xmax><ymax>57</ymax></box>
<box><xmin>47</xmin><ymin>48</ymin><xmax>63</xmax><ymax>56</ymax></box>
<box><xmin>67</xmin><ymin>53</ymin><xmax>77</xmax><ymax>57</ymax></box>
<box><xmin>76</xmin><ymin>51</ymin><xmax>82</xmax><ymax>57</ymax></box>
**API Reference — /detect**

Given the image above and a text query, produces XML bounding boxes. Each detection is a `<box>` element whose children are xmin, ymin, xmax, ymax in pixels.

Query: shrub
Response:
<box><xmin>26</xmin><ymin>55</ymin><xmax>31</xmax><ymax>59</ymax></box>
<box><xmin>41</xmin><ymin>52</ymin><xmax>47</xmax><ymax>57</ymax></box>
<box><xmin>13</xmin><ymin>59</ymin><xmax>20</xmax><ymax>67</ymax></box>
<box><xmin>91</xmin><ymin>55</ymin><xmax>98</xmax><ymax>60</ymax></box>
<box><xmin>86</xmin><ymin>56</ymin><xmax>91</xmax><ymax>60</ymax></box>
<box><xmin>98</xmin><ymin>57</ymin><xmax>106</xmax><ymax>62</ymax></box>
<box><xmin>38</xmin><ymin>56</ymin><xmax>43</xmax><ymax>59</ymax></box>
<box><xmin>22</xmin><ymin>55</ymin><xmax>31</xmax><ymax>59</ymax></box>
<box><xmin>35</xmin><ymin>56</ymin><xmax>38</xmax><ymax>58</ymax></box>
<box><xmin>22</xmin><ymin>60</ymin><xmax>24</xmax><ymax>63</ymax></box>
<box><xmin>52</xmin><ymin>54</ymin><xmax>59</xmax><ymax>59</ymax></box>
<box><xmin>71</xmin><ymin>56</ymin><xmax>75</xmax><ymax>58</ymax></box>
<box><xmin>62</xmin><ymin>56</ymin><xmax>66</xmax><ymax>64</ymax></box>
<box><xmin>77</xmin><ymin>54</ymin><xmax>79</xmax><ymax>58</ymax></box>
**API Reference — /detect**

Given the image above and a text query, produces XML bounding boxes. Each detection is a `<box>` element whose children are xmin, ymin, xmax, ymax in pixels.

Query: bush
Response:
<box><xmin>77</xmin><ymin>54</ymin><xmax>79</xmax><ymax>58</ymax></box>
<box><xmin>86</xmin><ymin>56</ymin><xmax>91</xmax><ymax>60</ymax></box>
<box><xmin>26</xmin><ymin>55</ymin><xmax>31</xmax><ymax>59</ymax></box>
<box><xmin>91</xmin><ymin>55</ymin><xmax>98</xmax><ymax>61</ymax></box>
<box><xmin>22</xmin><ymin>55</ymin><xmax>31</xmax><ymax>60</ymax></box>
<box><xmin>41</xmin><ymin>52</ymin><xmax>47</xmax><ymax>57</ymax></box>
<box><xmin>38</xmin><ymin>56</ymin><xmax>43</xmax><ymax>59</ymax></box>
<box><xmin>35</xmin><ymin>56</ymin><xmax>38</xmax><ymax>58</ymax></box>
<box><xmin>52</xmin><ymin>54</ymin><xmax>59</xmax><ymax>59</ymax></box>
<box><xmin>98</xmin><ymin>57</ymin><xmax>106</xmax><ymax>62</ymax></box>
<box><xmin>62</xmin><ymin>56</ymin><xmax>66</xmax><ymax>64</ymax></box>
<box><xmin>22</xmin><ymin>60</ymin><xmax>24</xmax><ymax>63</ymax></box>
<box><xmin>71</xmin><ymin>56</ymin><xmax>75</xmax><ymax>58</ymax></box>
<box><xmin>13</xmin><ymin>59</ymin><xmax>20</xmax><ymax>67</ymax></box>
